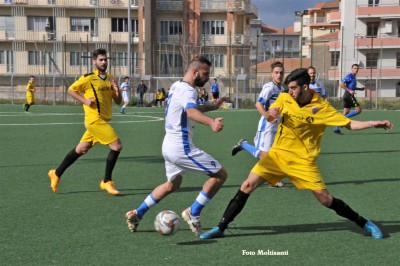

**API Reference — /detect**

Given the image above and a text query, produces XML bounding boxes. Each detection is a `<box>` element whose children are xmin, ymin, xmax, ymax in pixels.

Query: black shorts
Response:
<box><xmin>212</xmin><ymin>91</ymin><xmax>219</xmax><ymax>99</ymax></box>
<box><xmin>343</xmin><ymin>91</ymin><xmax>359</xmax><ymax>108</ymax></box>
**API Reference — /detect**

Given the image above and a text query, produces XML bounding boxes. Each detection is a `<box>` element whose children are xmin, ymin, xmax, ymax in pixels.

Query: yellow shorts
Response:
<box><xmin>26</xmin><ymin>94</ymin><xmax>35</xmax><ymax>104</ymax></box>
<box><xmin>80</xmin><ymin>119</ymin><xmax>119</xmax><ymax>145</ymax></box>
<box><xmin>251</xmin><ymin>150</ymin><xmax>326</xmax><ymax>191</ymax></box>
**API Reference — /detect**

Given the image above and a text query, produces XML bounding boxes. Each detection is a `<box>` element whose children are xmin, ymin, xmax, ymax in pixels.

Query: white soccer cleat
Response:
<box><xmin>125</xmin><ymin>209</ymin><xmax>141</xmax><ymax>232</ymax></box>
<box><xmin>182</xmin><ymin>207</ymin><xmax>202</xmax><ymax>236</ymax></box>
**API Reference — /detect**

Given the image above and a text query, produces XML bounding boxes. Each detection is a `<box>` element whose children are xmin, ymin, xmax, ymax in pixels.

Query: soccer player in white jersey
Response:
<box><xmin>125</xmin><ymin>56</ymin><xmax>229</xmax><ymax>236</ymax></box>
<box><xmin>120</xmin><ymin>76</ymin><xmax>131</xmax><ymax>114</ymax></box>
<box><xmin>231</xmin><ymin>61</ymin><xmax>286</xmax><ymax>188</ymax></box>
<box><xmin>308</xmin><ymin>66</ymin><xmax>327</xmax><ymax>100</ymax></box>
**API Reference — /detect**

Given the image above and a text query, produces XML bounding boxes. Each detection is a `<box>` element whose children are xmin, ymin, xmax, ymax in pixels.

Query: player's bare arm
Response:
<box><xmin>186</xmin><ymin>107</ymin><xmax>224</xmax><ymax>132</ymax></box>
<box><xmin>112</xmin><ymin>79</ymin><xmax>122</xmax><ymax>105</ymax></box>
<box><xmin>198</xmin><ymin>96</ymin><xmax>229</xmax><ymax>112</ymax></box>
<box><xmin>346</xmin><ymin>120</ymin><xmax>393</xmax><ymax>131</ymax></box>
<box><xmin>68</xmin><ymin>89</ymin><xmax>96</xmax><ymax>107</ymax></box>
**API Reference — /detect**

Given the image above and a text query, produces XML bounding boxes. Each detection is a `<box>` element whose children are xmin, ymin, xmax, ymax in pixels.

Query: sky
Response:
<box><xmin>251</xmin><ymin>0</ymin><xmax>323</xmax><ymax>28</ymax></box>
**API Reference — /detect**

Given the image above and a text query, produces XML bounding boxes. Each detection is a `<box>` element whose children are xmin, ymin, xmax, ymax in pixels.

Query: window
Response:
<box><xmin>27</xmin><ymin>17</ymin><xmax>49</xmax><ymax>31</ymax></box>
<box><xmin>368</xmin><ymin>0</ymin><xmax>380</xmax><ymax>6</ymax></box>
<box><xmin>367</xmin><ymin>22</ymin><xmax>379</xmax><ymax>37</ymax></box>
<box><xmin>396</xmin><ymin>52</ymin><xmax>400</xmax><ymax>68</ymax></box>
<box><xmin>202</xmin><ymin>20</ymin><xmax>225</xmax><ymax>35</ymax></box>
<box><xmin>0</xmin><ymin>50</ymin><xmax>4</xmax><ymax>65</ymax></box>
<box><xmin>71</xmin><ymin>17</ymin><xmax>97</xmax><ymax>36</ymax></box>
<box><xmin>160</xmin><ymin>21</ymin><xmax>182</xmax><ymax>35</ymax></box>
<box><xmin>366</xmin><ymin>52</ymin><xmax>378</xmax><ymax>68</ymax></box>
<box><xmin>160</xmin><ymin>53</ymin><xmax>183</xmax><ymax>74</ymax></box>
<box><xmin>111</xmin><ymin>18</ymin><xmax>138</xmax><ymax>34</ymax></box>
<box><xmin>28</xmin><ymin>51</ymin><xmax>43</xmax><ymax>65</ymax></box>
<box><xmin>204</xmin><ymin>54</ymin><xmax>224</xmax><ymax>68</ymax></box>
<box><xmin>331</xmin><ymin>51</ymin><xmax>340</xmax><ymax>67</ymax></box>
<box><xmin>70</xmin><ymin>52</ymin><xmax>81</xmax><ymax>66</ymax></box>
<box><xmin>287</xmin><ymin>40</ymin><xmax>293</xmax><ymax>49</ymax></box>
<box><xmin>272</xmin><ymin>40</ymin><xmax>281</xmax><ymax>50</ymax></box>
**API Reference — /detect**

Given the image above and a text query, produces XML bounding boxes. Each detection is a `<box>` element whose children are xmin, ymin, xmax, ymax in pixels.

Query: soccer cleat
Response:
<box><xmin>231</xmin><ymin>138</ymin><xmax>246</xmax><ymax>156</ymax></box>
<box><xmin>200</xmin><ymin>226</ymin><xmax>224</xmax><ymax>239</ymax></box>
<box><xmin>268</xmin><ymin>181</ymin><xmax>287</xmax><ymax>189</ymax></box>
<box><xmin>333</xmin><ymin>129</ymin><xmax>343</xmax><ymax>135</ymax></box>
<box><xmin>364</xmin><ymin>220</ymin><xmax>383</xmax><ymax>239</ymax></box>
<box><xmin>100</xmin><ymin>180</ymin><xmax>120</xmax><ymax>195</ymax></box>
<box><xmin>48</xmin><ymin>169</ymin><xmax>60</xmax><ymax>193</ymax></box>
<box><xmin>125</xmin><ymin>210</ymin><xmax>142</xmax><ymax>232</ymax></box>
<box><xmin>182</xmin><ymin>207</ymin><xmax>202</xmax><ymax>236</ymax></box>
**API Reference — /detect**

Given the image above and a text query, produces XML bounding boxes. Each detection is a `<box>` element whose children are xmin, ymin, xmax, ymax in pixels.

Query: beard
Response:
<box><xmin>194</xmin><ymin>75</ymin><xmax>207</xmax><ymax>87</ymax></box>
<box><xmin>97</xmin><ymin>64</ymin><xmax>107</xmax><ymax>72</ymax></box>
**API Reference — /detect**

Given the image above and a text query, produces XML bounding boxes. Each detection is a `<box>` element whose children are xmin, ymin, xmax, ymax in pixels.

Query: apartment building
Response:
<box><xmin>0</xmin><ymin>0</ymin><xmax>258</xmax><ymax>101</ymax></box>
<box><xmin>327</xmin><ymin>0</ymin><xmax>400</xmax><ymax>97</ymax></box>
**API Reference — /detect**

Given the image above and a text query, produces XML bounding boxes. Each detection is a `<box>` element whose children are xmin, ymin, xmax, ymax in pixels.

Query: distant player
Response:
<box><xmin>334</xmin><ymin>64</ymin><xmax>363</xmax><ymax>134</ymax></box>
<box><xmin>211</xmin><ymin>78</ymin><xmax>219</xmax><ymax>103</ymax></box>
<box><xmin>200</xmin><ymin>68</ymin><xmax>392</xmax><ymax>240</ymax></box>
<box><xmin>120</xmin><ymin>76</ymin><xmax>131</xmax><ymax>114</ymax></box>
<box><xmin>308</xmin><ymin>66</ymin><xmax>327</xmax><ymax>100</ymax></box>
<box><xmin>125</xmin><ymin>56</ymin><xmax>229</xmax><ymax>236</ymax></box>
<box><xmin>48</xmin><ymin>48</ymin><xmax>123</xmax><ymax>196</ymax></box>
<box><xmin>23</xmin><ymin>75</ymin><xmax>35</xmax><ymax>112</ymax></box>
<box><xmin>231</xmin><ymin>61</ymin><xmax>286</xmax><ymax>188</ymax></box>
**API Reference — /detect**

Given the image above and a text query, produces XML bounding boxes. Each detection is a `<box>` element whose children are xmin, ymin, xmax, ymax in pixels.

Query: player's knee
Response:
<box><xmin>215</xmin><ymin>167</ymin><xmax>228</xmax><ymax>182</ymax></box>
<box><xmin>313</xmin><ymin>190</ymin><xmax>332</xmax><ymax>207</ymax></box>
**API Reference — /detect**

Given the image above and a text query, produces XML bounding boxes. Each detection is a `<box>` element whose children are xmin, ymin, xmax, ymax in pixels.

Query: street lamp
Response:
<box><xmin>295</xmin><ymin>10</ymin><xmax>308</xmax><ymax>68</ymax></box>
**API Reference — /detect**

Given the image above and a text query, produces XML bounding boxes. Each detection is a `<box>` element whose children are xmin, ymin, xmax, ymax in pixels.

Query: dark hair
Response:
<box><xmin>188</xmin><ymin>56</ymin><xmax>212</xmax><ymax>69</ymax></box>
<box><xmin>29</xmin><ymin>75</ymin><xmax>35</xmax><ymax>78</ymax></box>
<box><xmin>351</xmin><ymin>64</ymin><xmax>359</xmax><ymax>68</ymax></box>
<box><xmin>124</xmin><ymin>76</ymin><xmax>129</xmax><ymax>79</ymax></box>
<box><xmin>284</xmin><ymin>68</ymin><xmax>310</xmax><ymax>87</ymax></box>
<box><xmin>271</xmin><ymin>61</ymin><xmax>284</xmax><ymax>71</ymax></box>
<box><xmin>307</xmin><ymin>66</ymin><xmax>316</xmax><ymax>72</ymax></box>
<box><xmin>92</xmin><ymin>48</ymin><xmax>107</xmax><ymax>59</ymax></box>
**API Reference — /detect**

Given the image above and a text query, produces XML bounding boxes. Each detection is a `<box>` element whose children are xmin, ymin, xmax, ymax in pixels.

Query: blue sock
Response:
<box><xmin>241</xmin><ymin>141</ymin><xmax>260</xmax><ymax>159</ymax></box>
<box><xmin>190</xmin><ymin>190</ymin><xmax>211</xmax><ymax>216</ymax></box>
<box><xmin>136</xmin><ymin>194</ymin><xmax>158</xmax><ymax>218</ymax></box>
<box><xmin>345</xmin><ymin>110</ymin><xmax>359</xmax><ymax>118</ymax></box>
<box><xmin>334</xmin><ymin>126</ymin><xmax>340</xmax><ymax>132</ymax></box>
<box><xmin>121</xmin><ymin>106</ymin><xmax>126</xmax><ymax>112</ymax></box>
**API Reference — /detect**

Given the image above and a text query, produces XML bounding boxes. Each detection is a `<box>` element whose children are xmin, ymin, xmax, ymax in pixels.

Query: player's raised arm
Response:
<box><xmin>186</xmin><ymin>107</ymin><xmax>224</xmax><ymax>132</ymax></box>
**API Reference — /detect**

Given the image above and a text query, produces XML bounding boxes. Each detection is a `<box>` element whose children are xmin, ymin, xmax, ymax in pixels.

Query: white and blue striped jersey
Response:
<box><xmin>309</xmin><ymin>80</ymin><xmax>327</xmax><ymax>97</ymax></box>
<box><xmin>164</xmin><ymin>80</ymin><xmax>198</xmax><ymax>149</ymax></box>
<box><xmin>257</xmin><ymin>82</ymin><xmax>284</xmax><ymax>133</ymax></box>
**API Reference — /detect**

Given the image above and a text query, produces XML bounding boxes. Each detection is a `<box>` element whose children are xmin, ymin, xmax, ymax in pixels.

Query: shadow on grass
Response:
<box><xmin>326</xmin><ymin>177</ymin><xmax>400</xmax><ymax>186</ymax></box>
<box><xmin>320</xmin><ymin>149</ymin><xmax>399</xmax><ymax>155</ymax></box>
<box><xmin>204</xmin><ymin>220</ymin><xmax>400</xmax><ymax>240</ymax></box>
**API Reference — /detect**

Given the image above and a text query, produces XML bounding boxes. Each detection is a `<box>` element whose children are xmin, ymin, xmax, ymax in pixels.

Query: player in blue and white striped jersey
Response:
<box><xmin>125</xmin><ymin>56</ymin><xmax>229</xmax><ymax>236</ymax></box>
<box><xmin>231</xmin><ymin>61</ymin><xmax>286</xmax><ymax>188</ymax></box>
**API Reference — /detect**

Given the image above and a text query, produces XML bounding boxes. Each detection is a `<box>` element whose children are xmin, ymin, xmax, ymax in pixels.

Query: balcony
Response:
<box><xmin>156</xmin><ymin>0</ymin><xmax>182</xmax><ymax>11</ymax></box>
<box><xmin>328</xmin><ymin>40</ymin><xmax>341</xmax><ymax>51</ymax></box>
<box><xmin>227</xmin><ymin>0</ymin><xmax>258</xmax><ymax>18</ymax></box>
<box><xmin>201</xmin><ymin>0</ymin><xmax>227</xmax><ymax>12</ymax></box>
<box><xmin>357</xmin><ymin>5</ymin><xmax>400</xmax><ymax>18</ymax></box>
<box><xmin>329</xmin><ymin>68</ymin><xmax>400</xmax><ymax>80</ymax></box>
<box><xmin>356</xmin><ymin>37</ymin><xmax>400</xmax><ymax>49</ymax></box>
<box><xmin>0</xmin><ymin>0</ymin><xmax>136</xmax><ymax>8</ymax></box>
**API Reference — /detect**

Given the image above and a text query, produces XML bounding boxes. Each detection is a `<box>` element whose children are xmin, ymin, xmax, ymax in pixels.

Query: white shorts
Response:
<box><xmin>162</xmin><ymin>143</ymin><xmax>222</xmax><ymax>181</ymax></box>
<box><xmin>122</xmin><ymin>91</ymin><xmax>130</xmax><ymax>103</ymax></box>
<box><xmin>253</xmin><ymin>130</ymin><xmax>276</xmax><ymax>152</ymax></box>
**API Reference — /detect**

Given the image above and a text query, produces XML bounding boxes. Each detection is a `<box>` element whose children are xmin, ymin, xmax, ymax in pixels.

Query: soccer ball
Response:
<box><xmin>154</xmin><ymin>210</ymin><xmax>181</xmax><ymax>236</ymax></box>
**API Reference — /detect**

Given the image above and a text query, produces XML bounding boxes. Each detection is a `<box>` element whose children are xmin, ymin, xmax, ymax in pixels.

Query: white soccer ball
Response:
<box><xmin>154</xmin><ymin>210</ymin><xmax>181</xmax><ymax>236</ymax></box>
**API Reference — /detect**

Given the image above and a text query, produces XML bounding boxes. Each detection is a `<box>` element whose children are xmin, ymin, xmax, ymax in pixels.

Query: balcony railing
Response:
<box><xmin>156</xmin><ymin>0</ymin><xmax>182</xmax><ymax>11</ymax></box>
<box><xmin>201</xmin><ymin>0</ymin><xmax>227</xmax><ymax>11</ymax></box>
<box><xmin>0</xmin><ymin>0</ymin><xmax>136</xmax><ymax>8</ymax></box>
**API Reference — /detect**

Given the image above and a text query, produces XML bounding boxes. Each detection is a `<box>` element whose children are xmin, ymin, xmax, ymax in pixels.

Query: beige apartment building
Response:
<box><xmin>0</xmin><ymin>0</ymin><xmax>258</xmax><ymax>102</ymax></box>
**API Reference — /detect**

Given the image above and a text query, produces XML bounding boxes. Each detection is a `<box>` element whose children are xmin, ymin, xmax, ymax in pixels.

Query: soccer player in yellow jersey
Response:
<box><xmin>201</xmin><ymin>68</ymin><xmax>393</xmax><ymax>240</ymax></box>
<box><xmin>23</xmin><ymin>75</ymin><xmax>35</xmax><ymax>112</ymax></box>
<box><xmin>48</xmin><ymin>48</ymin><xmax>123</xmax><ymax>195</ymax></box>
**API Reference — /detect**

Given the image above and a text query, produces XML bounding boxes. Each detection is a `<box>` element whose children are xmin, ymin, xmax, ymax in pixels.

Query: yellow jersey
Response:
<box><xmin>69</xmin><ymin>69</ymin><xmax>116</xmax><ymax>123</ymax></box>
<box><xmin>270</xmin><ymin>91</ymin><xmax>350</xmax><ymax>162</ymax></box>
<box><xmin>26</xmin><ymin>81</ymin><xmax>35</xmax><ymax>96</ymax></box>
